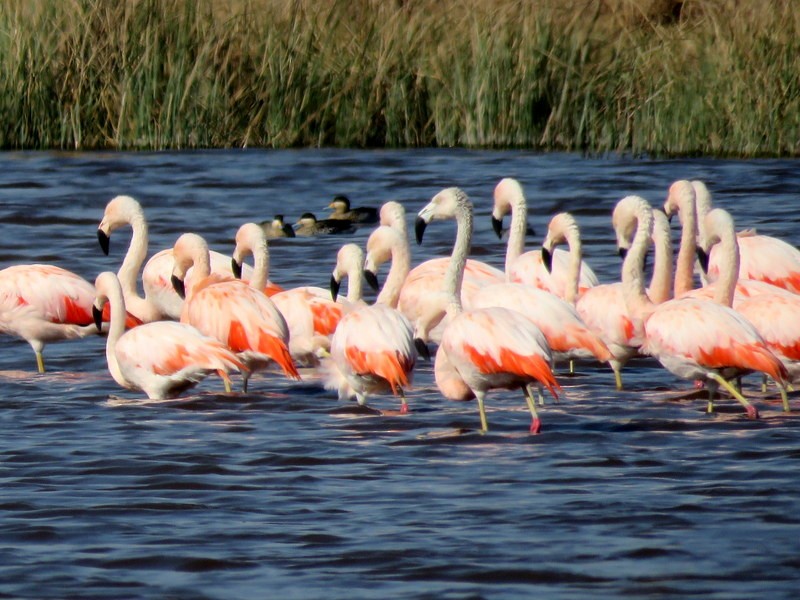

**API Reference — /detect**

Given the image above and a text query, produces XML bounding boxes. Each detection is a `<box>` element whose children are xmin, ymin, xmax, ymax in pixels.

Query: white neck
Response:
<box><xmin>345</xmin><ymin>265</ymin><xmax>363</xmax><ymax>304</ymax></box>
<box><xmin>116</xmin><ymin>209</ymin><xmax>166</xmax><ymax>322</ymax></box>
<box><xmin>244</xmin><ymin>233</ymin><xmax>270</xmax><ymax>291</ymax></box>
<box><xmin>648</xmin><ymin>211</ymin><xmax>674</xmax><ymax>304</ymax></box>
<box><xmin>443</xmin><ymin>199</ymin><xmax>472</xmax><ymax>314</ymax></box>
<box><xmin>711</xmin><ymin>226</ymin><xmax>739</xmax><ymax>308</ymax></box>
<box><xmin>561</xmin><ymin>219</ymin><xmax>582</xmax><ymax>305</ymax></box>
<box><xmin>504</xmin><ymin>192</ymin><xmax>527</xmax><ymax>277</ymax></box>
<box><xmin>674</xmin><ymin>194</ymin><xmax>698</xmax><ymax>297</ymax></box>
<box><xmin>103</xmin><ymin>278</ymin><xmax>132</xmax><ymax>389</ymax></box>
<box><xmin>621</xmin><ymin>206</ymin><xmax>655</xmax><ymax>322</ymax></box>
<box><xmin>377</xmin><ymin>233</ymin><xmax>411</xmax><ymax>307</ymax></box>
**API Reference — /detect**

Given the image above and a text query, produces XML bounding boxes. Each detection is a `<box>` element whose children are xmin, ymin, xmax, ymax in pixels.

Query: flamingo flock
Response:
<box><xmin>1</xmin><ymin>179</ymin><xmax>798</xmax><ymax>433</ymax></box>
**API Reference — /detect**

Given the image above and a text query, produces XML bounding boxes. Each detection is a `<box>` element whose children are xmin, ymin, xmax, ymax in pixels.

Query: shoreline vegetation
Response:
<box><xmin>1</xmin><ymin>0</ymin><xmax>798</xmax><ymax>156</ymax></box>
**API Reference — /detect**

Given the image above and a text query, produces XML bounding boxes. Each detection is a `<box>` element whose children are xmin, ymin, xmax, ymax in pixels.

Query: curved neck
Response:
<box><xmin>562</xmin><ymin>223</ymin><xmax>582</xmax><ymax>305</ymax></box>
<box><xmin>648</xmin><ymin>213</ymin><xmax>674</xmax><ymax>304</ymax></box>
<box><xmin>622</xmin><ymin>209</ymin><xmax>655</xmax><ymax>321</ymax></box>
<box><xmin>674</xmin><ymin>196</ymin><xmax>698</xmax><ymax>297</ymax></box>
<box><xmin>377</xmin><ymin>233</ymin><xmax>411</xmax><ymax>307</ymax></box>
<box><xmin>712</xmin><ymin>229</ymin><xmax>739</xmax><ymax>308</ymax></box>
<box><xmin>104</xmin><ymin>281</ymin><xmax>130</xmax><ymax>389</ymax></box>
<box><xmin>118</xmin><ymin>210</ymin><xmax>148</xmax><ymax>301</ymax></box>
<box><xmin>694</xmin><ymin>186</ymin><xmax>712</xmax><ymax>245</ymax></box>
<box><xmin>248</xmin><ymin>236</ymin><xmax>270</xmax><ymax>291</ymax></box>
<box><xmin>346</xmin><ymin>265</ymin><xmax>364</xmax><ymax>304</ymax></box>
<box><xmin>187</xmin><ymin>244</ymin><xmax>212</xmax><ymax>298</ymax></box>
<box><xmin>504</xmin><ymin>194</ymin><xmax>527</xmax><ymax>278</ymax></box>
<box><xmin>444</xmin><ymin>202</ymin><xmax>472</xmax><ymax>314</ymax></box>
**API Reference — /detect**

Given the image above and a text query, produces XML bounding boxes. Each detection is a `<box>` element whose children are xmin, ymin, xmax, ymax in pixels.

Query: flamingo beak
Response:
<box><xmin>491</xmin><ymin>216</ymin><xmax>503</xmax><ymax>239</ymax></box>
<box><xmin>231</xmin><ymin>258</ymin><xmax>243</xmax><ymax>280</ymax></box>
<box><xmin>364</xmin><ymin>270</ymin><xmax>379</xmax><ymax>291</ymax></box>
<box><xmin>414</xmin><ymin>338</ymin><xmax>431</xmax><ymax>361</ymax></box>
<box><xmin>697</xmin><ymin>248</ymin><xmax>710</xmax><ymax>273</ymax></box>
<box><xmin>330</xmin><ymin>275</ymin><xmax>341</xmax><ymax>301</ymax></box>
<box><xmin>415</xmin><ymin>217</ymin><xmax>428</xmax><ymax>245</ymax></box>
<box><xmin>97</xmin><ymin>230</ymin><xmax>110</xmax><ymax>255</ymax></box>
<box><xmin>92</xmin><ymin>304</ymin><xmax>103</xmax><ymax>332</ymax></box>
<box><xmin>618</xmin><ymin>247</ymin><xmax>628</xmax><ymax>260</ymax></box>
<box><xmin>171</xmin><ymin>275</ymin><xmax>186</xmax><ymax>299</ymax></box>
<box><xmin>541</xmin><ymin>247</ymin><xmax>553</xmax><ymax>272</ymax></box>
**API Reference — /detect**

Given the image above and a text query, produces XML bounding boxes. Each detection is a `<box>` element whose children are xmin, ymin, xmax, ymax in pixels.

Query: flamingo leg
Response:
<box><xmin>35</xmin><ymin>351</ymin><xmax>45</xmax><ymax>374</ymax></box>
<box><xmin>524</xmin><ymin>386</ymin><xmax>542</xmax><ymax>434</ymax></box>
<box><xmin>218</xmin><ymin>370</ymin><xmax>232</xmax><ymax>393</ymax></box>
<box><xmin>707</xmin><ymin>372</ymin><xmax>759</xmax><ymax>419</ymax></box>
<box><xmin>569</xmin><ymin>359</ymin><xmax>575</xmax><ymax>375</ymax></box>
<box><xmin>777</xmin><ymin>382</ymin><xmax>790</xmax><ymax>413</ymax></box>
<box><xmin>242</xmin><ymin>373</ymin><xmax>250</xmax><ymax>393</ymax></box>
<box><xmin>476</xmin><ymin>392</ymin><xmax>488</xmax><ymax>433</ymax></box>
<box><xmin>761</xmin><ymin>374</ymin><xmax>768</xmax><ymax>394</ymax></box>
<box><xmin>399</xmin><ymin>389</ymin><xmax>409</xmax><ymax>414</ymax></box>
<box><xmin>613</xmin><ymin>368</ymin><xmax>623</xmax><ymax>391</ymax></box>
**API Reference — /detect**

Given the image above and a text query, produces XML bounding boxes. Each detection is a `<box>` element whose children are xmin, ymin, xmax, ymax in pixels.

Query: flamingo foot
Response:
<box><xmin>745</xmin><ymin>405</ymin><xmax>759</xmax><ymax>420</ymax></box>
<box><xmin>529</xmin><ymin>418</ymin><xmax>542</xmax><ymax>434</ymax></box>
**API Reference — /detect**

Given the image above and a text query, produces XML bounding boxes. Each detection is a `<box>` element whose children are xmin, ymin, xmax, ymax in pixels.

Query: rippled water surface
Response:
<box><xmin>1</xmin><ymin>150</ymin><xmax>799</xmax><ymax>599</ymax></box>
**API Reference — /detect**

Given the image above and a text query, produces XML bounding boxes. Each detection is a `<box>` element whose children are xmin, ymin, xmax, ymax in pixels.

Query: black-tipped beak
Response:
<box><xmin>414</xmin><ymin>338</ymin><xmax>431</xmax><ymax>361</ymax></box>
<box><xmin>330</xmin><ymin>275</ymin><xmax>341</xmax><ymax>301</ymax></box>
<box><xmin>364</xmin><ymin>270</ymin><xmax>379</xmax><ymax>291</ymax></box>
<box><xmin>92</xmin><ymin>305</ymin><xmax>103</xmax><ymax>332</ymax></box>
<box><xmin>697</xmin><ymin>248</ymin><xmax>710</xmax><ymax>273</ymax></box>
<box><xmin>171</xmin><ymin>275</ymin><xmax>186</xmax><ymax>299</ymax></box>
<box><xmin>618</xmin><ymin>247</ymin><xmax>628</xmax><ymax>260</ymax></box>
<box><xmin>541</xmin><ymin>247</ymin><xmax>553</xmax><ymax>272</ymax></box>
<box><xmin>491</xmin><ymin>216</ymin><xmax>503</xmax><ymax>239</ymax></box>
<box><xmin>97</xmin><ymin>230</ymin><xmax>110</xmax><ymax>255</ymax></box>
<box><xmin>415</xmin><ymin>217</ymin><xmax>427</xmax><ymax>245</ymax></box>
<box><xmin>231</xmin><ymin>258</ymin><xmax>243</xmax><ymax>280</ymax></box>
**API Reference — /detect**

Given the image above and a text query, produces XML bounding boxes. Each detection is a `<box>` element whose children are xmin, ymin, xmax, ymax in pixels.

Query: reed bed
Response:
<box><xmin>1</xmin><ymin>0</ymin><xmax>798</xmax><ymax>155</ymax></box>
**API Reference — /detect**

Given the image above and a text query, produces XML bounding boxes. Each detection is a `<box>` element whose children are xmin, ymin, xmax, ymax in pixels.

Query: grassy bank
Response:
<box><xmin>1</xmin><ymin>0</ymin><xmax>798</xmax><ymax>155</ymax></box>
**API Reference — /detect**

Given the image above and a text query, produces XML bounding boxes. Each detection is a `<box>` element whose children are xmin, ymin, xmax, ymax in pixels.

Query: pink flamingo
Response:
<box><xmin>697</xmin><ymin>208</ymin><xmax>798</xmax><ymax>410</ymax></box>
<box><xmin>690</xmin><ymin>180</ymin><xmax>800</xmax><ymax>293</ymax></box>
<box><xmin>417</xmin><ymin>188</ymin><xmax>561</xmax><ymax>433</ymax></box>
<box><xmin>616</xmin><ymin>195</ymin><xmax>787</xmax><ymax>418</ymax></box>
<box><xmin>543</xmin><ymin>203</ymin><xmax>672</xmax><ymax>389</ymax></box>
<box><xmin>0</xmin><ymin>264</ymin><xmax>116</xmax><ymax>373</ymax></box>
<box><xmin>92</xmin><ymin>271</ymin><xmax>245</xmax><ymax>399</ymax></box>
<box><xmin>665</xmin><ymin>180</ymin><xmax>794</xmax><ymax>303</ymax></box>
<box><xmin>232</xmin><ymin>223</ymin><xmax>343</xmax><ymax>366</ymax></box>
<box><xmin>171</xmin><ymin>233</ymin><xmax>299</xmax><ymax>392</ymax></box>
<box><xmin>492</xmin><ymin>177</ymin><xmax>598</xmax><ymax>299</ymax></box>
<box><xmin>325</xmin><ymin>244</ymin><xmax>416</xmax><ymax>413</ymax></box>
<box><xmin>97</xmin><ymin>195</ymin><xmax>282</xmax><ymax>322</ymax></box>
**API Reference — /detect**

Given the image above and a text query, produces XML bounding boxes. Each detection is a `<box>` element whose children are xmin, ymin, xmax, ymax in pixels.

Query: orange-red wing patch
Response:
<box><xmin>311</xmin><ymin>302</ymin><xmax>343</xmax><ymax>336</ymax></box>
<box><xmin>462</xmin><ymin>344</ymin><xmax>560</xmax><ymax>399</ymax></box>
<box><xmin>697</xmin><ymin>342</ymin><xmax>788</xmax><ymax>384</ymax></box>
<box><xmin>257</xmin><ymin>330</ymin><xmax>300</xmax><ymax>380</ymax></box>
<box><xmin>345</xmin><ymin>346</ymin><xmax>413</xmax><ymax>395</ymax></box>
<box><xmin>61</xmin><ymin>296</ymin><xmax>92</xmax><ymax>325</ymax></box>
<box><xmin>263</xmin><ymin>282</ymin><xmax>283</xmax><ymax>297</ymax></box>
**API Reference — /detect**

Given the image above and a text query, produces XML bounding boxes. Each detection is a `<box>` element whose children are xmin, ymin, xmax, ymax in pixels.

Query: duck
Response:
<box><xmin>326</xmin><ymin>195</ymin><xmax>379</xmax><ymax>224</ymax></box>
<box><xmin>294</xmin><ymin>213</ymin><xmax>356</xmax><ymax>236</ymax></box>
<box><xmin>260</xmin><ymin>214</ymin><xmax>295</xmax><ymax>238</ymax></box>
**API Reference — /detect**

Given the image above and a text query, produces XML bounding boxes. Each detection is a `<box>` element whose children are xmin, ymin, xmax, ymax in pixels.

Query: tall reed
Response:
<box><xmin>0</xmin><ymin>0</ymin><xmax>798</xmax><ymax>155</ymax></box>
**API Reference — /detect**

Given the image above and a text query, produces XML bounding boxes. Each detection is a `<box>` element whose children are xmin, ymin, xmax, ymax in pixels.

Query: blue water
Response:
<box><xmin>0</xmin><ymin>150</ymin><xmax>799</xmax><ymax>599</ymax></box>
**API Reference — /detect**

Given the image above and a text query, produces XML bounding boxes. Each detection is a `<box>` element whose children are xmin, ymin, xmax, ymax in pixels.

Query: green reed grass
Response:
<box><xmin>0</xmin><ymin>0</ymin><xmax>798</xmax><ymax>155</ymax></box>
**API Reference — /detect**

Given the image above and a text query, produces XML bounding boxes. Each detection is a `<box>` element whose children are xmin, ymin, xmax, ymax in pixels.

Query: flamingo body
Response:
<box><xmin>707</xmin><ymin>234</ymin><xmax>800</xmax><ymax>294</ymax></box>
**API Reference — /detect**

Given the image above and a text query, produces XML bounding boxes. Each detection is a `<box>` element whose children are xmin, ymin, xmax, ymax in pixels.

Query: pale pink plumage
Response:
<box><xmin>0</xmin><ymin>264</ymin><xmax>129</xmax><ymax>372</ymax></box>
<box><xmin>98</xmin><ymin>195</ymin><xmax>282</xmax><ymax>322</ymax></box>
<box><xmin>418</xmin><ymin>187</ymin><xmax>561</xmax><ymax>433</ymax></box>
<box><xmin>324</xmin><ymin>244</ymin><xmax>416</xmax><ymax>412</ymax></box>
<box><xmin>93</xmin><ymin>271</ymin><xmax>245</xmax><ymax>399</ymax></box>
<box><xmin>618</xmin><ymin>195</ymin><xmax>787</xmax><ymax>418</ymax></box>
<box><xmin>232</xmin><ymin>223</ymin><xmax>343</xmax><ymax>366</ymax></box>
<box><xmin>172</xmin><ymin>233</ymin><xmax>299</xmax><ymax>391</ymax></box>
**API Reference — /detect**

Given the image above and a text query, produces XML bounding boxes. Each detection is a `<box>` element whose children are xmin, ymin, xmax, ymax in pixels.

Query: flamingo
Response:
<box><xmin>417</xmin><ymin>188</ymin><xmax>561</xmax><ymax>434</ymax></box>
<box><xmin>542</xmin><ymin>204</ymin><xmax>671</xmax><ymax>390</ymax></box>
<box><xmin>171</xmin><ymin>233</ymin><xmax>299</xmax><ymax>391</ymax></box>
<box><xmin>231</xmin><ymin>223</ymin><xmax>344</xmax><ymax>366</ymax></box>
<box><xmin>92</xmin><ymin>271</ymin><xmax>245</xmax><ymax>399</ymax></box>
<box><xmin>492</xmin><ymin>177</ymin><xmax>598</xmax><ymax>299</ymax></box>
<box><xmin>97</xmin><ymin>195</ymin><xmax>282</xmax><ymax>322</ymax></box>
<box><xmin>667</xmin><ymin>180</ymin><xmax>800</xmax><ymax>294</ymax></box>
<box><xmin>363</xmin><ymin>202</ymin><xmax>504</xmax><ymax>347</ymax></box>
<box><xmin>0</xmin><ymin>264</ymin><xmax>108</xmax><ymax>373</ymax></box>
<box><xmin>616</xmin><ymin>195</ymin><xmax>787</xmax><ymax>418</ymax></box>
<box><xmin>697</xmin><ymin>208</ymin><xmax>798</xmax><ymax>409</ymax></box>
<box><xmin>664</xmin><ymin>181</ymin><xmax>794</xmax><ymax>303</ymax></box>
<box><xmin>324</xmin><ymin>244</ymin><xmax>416</xmax><ymax>413</ymax></box>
